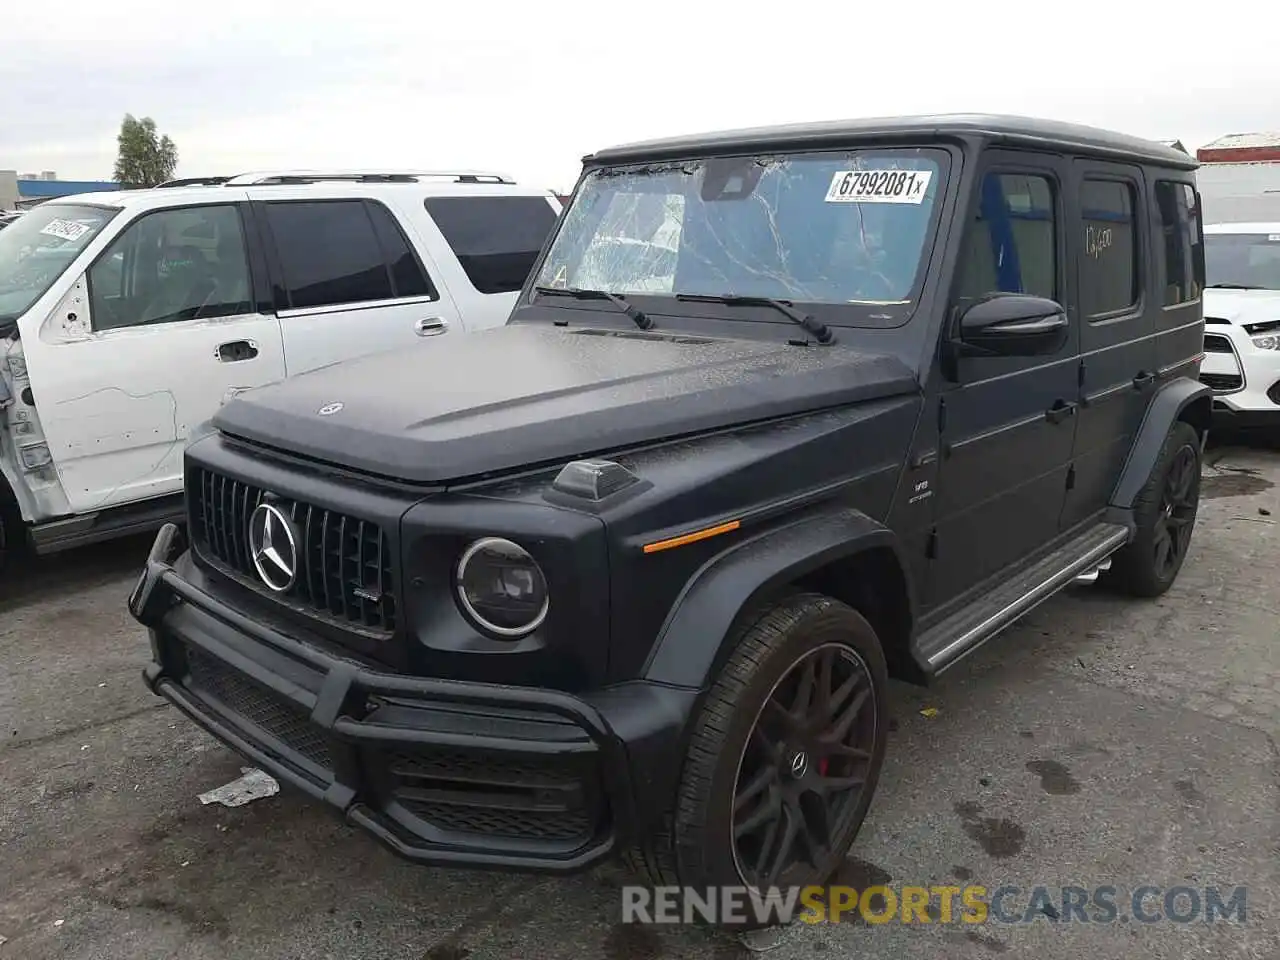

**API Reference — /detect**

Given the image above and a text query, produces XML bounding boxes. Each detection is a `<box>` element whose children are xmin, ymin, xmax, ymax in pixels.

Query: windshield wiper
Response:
<box><xmin>1206</xmin><ymin>283</ymin><xmax>1265</xmax><ymax>290</ymax></box>
<box><xmin>675</xmin><ymin>293</ymin><xmax>834</xmax><ymax>344</ymax></box>
<box><xmin>533</xmin><ymin>285</ymin><xmax>653</xmax><ymax>331</ymax></box>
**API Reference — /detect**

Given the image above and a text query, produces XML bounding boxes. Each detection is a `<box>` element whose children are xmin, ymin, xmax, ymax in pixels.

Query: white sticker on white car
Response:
<box><xmin>39</xmin><ymin>218</ymin><xmax>93</xmax><ymax>242</ymax></box>
<box><xmin>825</xmin><ymin>169</ymin><xmax>933</xmax><ymax>204</ymax></box>
<box><xmin>1268</xmin><ymin>234</ymin><xmax>1280</xmax><ymax>242</ymax></box>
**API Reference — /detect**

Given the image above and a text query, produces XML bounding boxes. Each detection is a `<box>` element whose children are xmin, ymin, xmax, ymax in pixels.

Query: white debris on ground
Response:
<box><xmin>737</xmin><ymin>923</ymin><xmax>805</xmax><ymax>953</ymax></box>
<box><xmin>198</xmin><ymin>768</ymin><xmax>280</xmax><ymax>808</ymax></box>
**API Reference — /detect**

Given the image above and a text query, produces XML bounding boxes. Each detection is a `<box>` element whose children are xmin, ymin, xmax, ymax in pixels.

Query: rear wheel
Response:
<box><xmin>0</xmin><ymin>497</ymin><xmax>18</xmax><ymax>576</ymax></box>
<box><xmin>627</xmin><ymin>593</ymin><xmax>889</xmax><ymax>927</ymax></box>
<box><xmin>1103</xmin><ymin>420</ymin><xmax>1201</xmax><ymax>597</ymax></box>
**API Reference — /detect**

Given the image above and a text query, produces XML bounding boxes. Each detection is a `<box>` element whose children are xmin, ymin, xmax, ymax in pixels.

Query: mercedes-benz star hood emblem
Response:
<box><xmin>248</xmin><ymin>501</ymin><xmax>298</xmax><ymax>593</ymax></box>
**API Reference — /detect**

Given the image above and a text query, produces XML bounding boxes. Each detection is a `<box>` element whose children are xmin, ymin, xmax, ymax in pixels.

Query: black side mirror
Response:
<box><xmin>956</xmin><ymin>294</ymin><xmax>1069</xmax><ymax>357</ymax></box>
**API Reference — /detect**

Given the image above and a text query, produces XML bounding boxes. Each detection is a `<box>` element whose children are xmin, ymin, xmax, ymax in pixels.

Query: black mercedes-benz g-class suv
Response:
<box><xmin>128</xmin><ymin>114</ymin><xmax>1208</xmax><ymax>911</ymax></box>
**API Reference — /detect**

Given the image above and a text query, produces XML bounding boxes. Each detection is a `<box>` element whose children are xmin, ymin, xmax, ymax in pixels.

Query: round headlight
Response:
<box><xmin>455</xmin><ymin>537</ymin><xmax>549</xmax><ymax>637</ymax></box>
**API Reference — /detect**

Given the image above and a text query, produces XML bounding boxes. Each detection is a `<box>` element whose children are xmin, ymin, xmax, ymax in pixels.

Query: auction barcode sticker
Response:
<box><xmin>39</xmin><ymin>219</ymin><xmax>93</xmax><ymax>242</ymax></box>
<box><xmin>825</xmin><ymin>169</ymin><xmax>933</xmax><ymax>204</ymax></box>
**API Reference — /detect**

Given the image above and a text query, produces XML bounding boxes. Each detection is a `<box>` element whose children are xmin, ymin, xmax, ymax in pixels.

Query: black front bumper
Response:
<box><xmin>129</xmin><ymin>523</ymin><xmax>695</xmax><ymax>873</ymax></box>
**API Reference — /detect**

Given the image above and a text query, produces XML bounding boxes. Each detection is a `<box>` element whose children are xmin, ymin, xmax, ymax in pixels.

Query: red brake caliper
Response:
<box><xmin>818</xmin><ymin>757</ymin><xmax>829</xmax><ymax>776</ymax></box>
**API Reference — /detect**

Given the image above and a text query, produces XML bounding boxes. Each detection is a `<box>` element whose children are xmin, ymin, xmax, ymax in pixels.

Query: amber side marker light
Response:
<box><xmin>643</xmin><ymin>520</ymin><xmax>741</xmax><ymax>554</ymax></box>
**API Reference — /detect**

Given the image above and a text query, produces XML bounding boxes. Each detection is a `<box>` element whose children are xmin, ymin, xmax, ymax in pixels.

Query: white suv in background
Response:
<box><xmin>1200</xmin><ymin>222</ymin><xmax>1280</xmax><ymax>425</ymax></box>
<box><xmin>0</xmin><ymin>170</ymin><xmax>561</xmax><ymax>568</ymax></box>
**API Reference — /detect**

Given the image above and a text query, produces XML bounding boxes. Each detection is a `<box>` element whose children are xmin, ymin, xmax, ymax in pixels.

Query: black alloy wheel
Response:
<box><xmin>730</xmin><ymin>641</ymin><xmax>878</xmax><ymax>889</ymax></box>
<box><xmin>1103</xmin><ymin>420</ymin><xmax>1202</xmax><ymax>597</ymax></box>
<box><xmin>624</xmin><ymin>592</ymin><xmax>890</xmax><ymax>929</ymax></box>
<box><xmin>1154</xmin><ymin>441</ymin><xmax>1198</xmax><ymax>580</ymax></box>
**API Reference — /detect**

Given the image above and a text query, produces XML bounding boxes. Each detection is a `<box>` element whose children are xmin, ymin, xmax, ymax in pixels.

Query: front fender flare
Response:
<box><xmin>641</xmin><ymin>506</ymin><xmax>913</xmax><ymax>689</ymax></box>
<box><xmin>1109</xmin><ymin>376</ymin><xmax>1211</xmax><ymax>511</ymax></box>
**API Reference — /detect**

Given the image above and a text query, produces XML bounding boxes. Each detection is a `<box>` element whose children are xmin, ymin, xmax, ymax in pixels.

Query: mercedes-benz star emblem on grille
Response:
<box><xmin>318</xmin><ymin>401</ymin><xmax>343</xmax><ymax>416</ymax></box>
<box><xmin>248</xmin><ymin>501</ymin><xmax>298</xmax><ymax>593</ymax></box>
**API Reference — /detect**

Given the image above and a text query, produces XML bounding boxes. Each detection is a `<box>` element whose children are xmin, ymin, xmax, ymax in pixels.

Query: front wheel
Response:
<box><xmin>628</xmin><ymin>593</ymin><xmax>889</xmax><ymax>927</ymax></box>
<box><xmin>1103</xmin><ymin>420</ymin><xmax>1201</xmax><ymax>597</ymax></box>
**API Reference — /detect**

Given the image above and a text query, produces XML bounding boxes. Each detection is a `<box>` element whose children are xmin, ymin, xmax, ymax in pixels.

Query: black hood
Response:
<box><xmin>212</xmin><ymin>324</ymin><xmax>918</xmax><ymax>484</ymax></box>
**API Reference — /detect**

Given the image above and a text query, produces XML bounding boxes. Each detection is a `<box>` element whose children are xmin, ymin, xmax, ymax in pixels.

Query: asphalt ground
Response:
<box><xmin>1</xmin><ymin>434</ymin><xmax>1277</xmax><ymax>960</ymax></box>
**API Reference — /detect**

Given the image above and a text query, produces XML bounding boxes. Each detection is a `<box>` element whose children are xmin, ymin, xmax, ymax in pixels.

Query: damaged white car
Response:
<box><xmin>0</xmin><ymin>171</ymin><xmax>562</xmax><ymax>570</ymax></box>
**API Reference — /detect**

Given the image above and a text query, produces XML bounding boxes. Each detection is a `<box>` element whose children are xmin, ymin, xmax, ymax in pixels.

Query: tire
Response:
<box><xmin>1102</xmin><ymin>420</ymin><xmax>1201</xmax><ymax>598</ymax></box>
<box><xmin>626</xmin><ymin>592</ymin><xmax>890</xmax><ymax>928</ymax></box>
<box><xmin>0</xmin><ymin>486</ymin><xmax>21</xmax><ymax>576</ymax></box>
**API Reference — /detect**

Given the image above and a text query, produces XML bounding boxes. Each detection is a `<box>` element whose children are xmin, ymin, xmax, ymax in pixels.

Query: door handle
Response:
<box><xmin>1132</xmin><ymin>371</ymin><xmax>1156</xmax><ymax>389</ymax></box>
<box><xmin>216</xmin><ymin>340</ymin><xmax>258</xmax><ymax>363</ymax></box>
<box><xmin>1045</xmin><ymin>399</ymin><xmax>1077</xmax><ymax>424</ymax></box>
<box><xmin>415</xmin><ymin>317</ymin><xmax>449</xmax><ymax>337</ymax></box>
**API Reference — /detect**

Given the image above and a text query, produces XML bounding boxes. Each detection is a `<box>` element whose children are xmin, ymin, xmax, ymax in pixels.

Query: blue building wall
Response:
<box><xmin>17</xmin><ymin>178</ymin><xmax>119</xmax><ymax>199</ymax></box>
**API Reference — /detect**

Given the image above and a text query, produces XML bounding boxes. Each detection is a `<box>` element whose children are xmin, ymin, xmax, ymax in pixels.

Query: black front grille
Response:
<box><xmin>186</xmin><ymin>647</ymin><xmax>334</xmax><ymax>771</ymax></box>
<box><xmin>1203</xmin><ymin>333</ymin><xmax>1234</xmax><ymax>354</ymax></box>
<box><xmin>1202</xmin><ymin>372</ymin><xmax>1244</xmax><ymax>392</ymax></box>
<box><xmin>189</xmin><ymin>467</ymin><xmax>397</xmax><ymax>633</ymax></box>
<box><xmin>399</xmin><ymin>799</ymin><xmax>593</xmax><ymax>842</ymax></box>
<box><xmin>388</xmin><ymin>750</ymin><xmax>599</xmax><ymax>844</ymax></box>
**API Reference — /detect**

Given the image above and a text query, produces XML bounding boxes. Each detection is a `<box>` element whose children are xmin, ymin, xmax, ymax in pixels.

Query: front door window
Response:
<box><xmin>88</xmin><ymin>205</ymin><xmax>251</xmax><ymax>331</ymax></box>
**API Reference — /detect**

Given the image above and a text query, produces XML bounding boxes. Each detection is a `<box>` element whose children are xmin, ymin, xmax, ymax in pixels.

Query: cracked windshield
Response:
<box><xmin>0</xmin><ymin>204</ymin><xmax>115</xmax><ymax>325</ymax></box>
<box><xmin>537</xmin><ymin>151</ymin><xmax>943</xmax><ymax>312</ymax></box>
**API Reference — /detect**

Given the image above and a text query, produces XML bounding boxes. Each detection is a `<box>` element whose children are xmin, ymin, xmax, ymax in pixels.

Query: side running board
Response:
<box><xmin>915</xmin><ymin>522</ymin><xmax>1130</xmax><ymax>674</ymax></box>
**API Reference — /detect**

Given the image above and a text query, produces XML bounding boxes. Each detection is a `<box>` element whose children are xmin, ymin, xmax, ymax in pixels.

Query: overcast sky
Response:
<box><xmin>3</xmin><ymin>0</ymin><xmax>1277</xmax><ymax>191</ymax></box>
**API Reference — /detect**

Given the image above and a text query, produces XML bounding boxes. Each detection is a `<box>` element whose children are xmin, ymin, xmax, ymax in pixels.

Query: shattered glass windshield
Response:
<box><xmin>536</xmin><ymin>149</ymin><xmax>945</xmax><ymax>319</ymax></box>
<box><xmin>0</xmin><ymin>204</ymin><xmax>118</xmax><ymax>326</ymax></box>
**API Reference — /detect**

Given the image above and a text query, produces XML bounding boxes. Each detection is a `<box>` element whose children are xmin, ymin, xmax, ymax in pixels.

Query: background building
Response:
<box><xmin>0</xmin><ymin>170</ymin><xmax>120</xmax><ymax>211</ymax></box>
<box><xmin>1197</xmin><ymin>133</ymin><xmax>1280</xmax><ymax>164</ymax></box>
<box><xmin>1192</xmin><ymin>133</ymin><xmax>1280</xmax><ymax>224</ymax></box>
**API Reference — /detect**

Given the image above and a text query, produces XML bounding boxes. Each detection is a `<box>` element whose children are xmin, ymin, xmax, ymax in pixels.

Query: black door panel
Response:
<box><xmin>1064</xmin><ymin>162</ymin><xmax>1154</xmax><ymax>528</ymax></box>
<box><xmin>933</xmin><ymin>355</ymin><xmax>1077</xmax><ymax>599</ymax></box>
<box><xmin>928</xmin><ymin>155</ymin><xmax>1076</xmax><ymax>608</ymax></box>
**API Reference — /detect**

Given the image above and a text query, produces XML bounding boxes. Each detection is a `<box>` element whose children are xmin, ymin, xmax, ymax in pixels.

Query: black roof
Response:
<box><xmin>586</xmin><ymin>113</ymin><xmax>1199</xmax><ymax>171</ymax></box>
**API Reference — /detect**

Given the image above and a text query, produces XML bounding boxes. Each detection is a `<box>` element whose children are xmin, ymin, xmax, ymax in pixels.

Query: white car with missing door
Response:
<box><xmin>1199</xmin><ymin>222</ymin><xmax>1280</xmax><ymax>424</ymax></box>
<box><xmin>0</xmin><ymin>170</ymin><xmax>561</xmax><ymax>569</ymax></box>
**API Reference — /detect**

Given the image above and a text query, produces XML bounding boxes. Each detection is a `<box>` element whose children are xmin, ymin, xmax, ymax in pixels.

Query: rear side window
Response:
<box><xmin>424</xmin><ymin>196</ymin><xmax>558</xmax><ymax>294</ymax></box>
<box><xmin>365</xmin><ymin>201</ymin><xmax>433</xmax><ymax>299</ymax></box>
<box><xmin>1079</xmin><ymin>178</ymin><xmax>1139</xmax><ymax>317</ymax></box>
<box><xmin>1155</xmin><ymin>181</ymin><xmax>1205</xmax><ymax>305</ymax></box>
<box><xmin>264</xmin><ymin>199</ymin><xmax>432</xmax><ymax>310</ymax></box>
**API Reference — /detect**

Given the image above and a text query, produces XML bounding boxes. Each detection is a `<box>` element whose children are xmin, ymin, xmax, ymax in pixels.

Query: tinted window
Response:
<box><xmin>425</xmin><ymin>196</ymin><xmax>557</xmax><ymax>294</ymax></box>
<box><xmin>1079</xmin><ymin>179</ymin><xmax>1139</xmax><ymax>317</ymax></box>
<box><xmin>956</xmin><ymin>173</ymin><xmax>1057</xmax><ymax>301</ymax></box>
<box><xmin>265</xmin><ymin>200</ymin><xmax>393</xmax><ymax>309</ymax></box>
<box><xmin>1155</xmin><ymin>181</ymin><xmax>1205</xmax><ymax>305</ymax></box>
<box><xmin>89</xmin><ymin>205</ymin><xmax>251</xmax><ymax>331</ymax></box>
<box><xmin>365</xmin><ymin>200</ymin><xmax>433</xmax><ymax>299</ymax></box>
